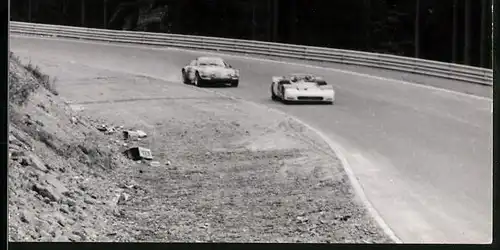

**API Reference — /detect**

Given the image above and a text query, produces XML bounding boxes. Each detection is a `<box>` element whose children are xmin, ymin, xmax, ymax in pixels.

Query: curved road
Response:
<box><xmin>10</xmin><ymin>36</ymin><xmax>492</xmax><ymax>243</ymax></box>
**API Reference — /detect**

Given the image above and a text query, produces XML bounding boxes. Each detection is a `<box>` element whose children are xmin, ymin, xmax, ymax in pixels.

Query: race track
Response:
<box><xmin>9</xmin><ymin>36</ymin><xmax>492</xmax><ymax>243</ymax></box>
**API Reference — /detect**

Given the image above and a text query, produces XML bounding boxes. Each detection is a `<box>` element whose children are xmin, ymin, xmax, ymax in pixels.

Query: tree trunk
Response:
<box><xmin>252</xmin><ymin>0</ymin><xmax>256</xmax><ymax>40</ymax></box>
<box><xmin>28</xmin><ymin>0</ymin><xmax>32</xmax><ymax>22</ymax></box>
<box><xmin>494</xmin><ymin>0</ymin><xmax>498</xmax><ymax>113</ymax></box>
<box><xmin>273</xmin><ymin>0</ymin><xmax>279</xmax><ymax>42</ymax></box>
<box><xmin>104</xmin><ymin>0</ymin><xmax>108</xmax><ymax>29</ymax></box>
<box><xmin>364</xmin><ymin>0</ymin><xmax>371</xmax><ymax>51</ymax></box>
<box><xmin>415</xmin><ymin>0</ymin><xmax>420</xmax><ymax>58</ymax></box>
<box><xmin>464</xmin><ymin>0</ymin><xmax>471</xmax><ymax>65</ymax></box>
<box><xmin>452</xmin><ymin>0</ymin><xmax>458</xmax><ymax>63</ymax></box>
<box><xmin>290</xmin><ymin>0</ymin><xmax>297</xmax><ymax>43</ymax></box>
<box><xmin>81</xmin><ymin>0</ymin><xmax>86</xmax><ymax>26</ymax></box>
<box><xmin>267</xmin><ymin>0</ymin><xmax>272</xmax><ymax>41</ymax></box>
<box><xmin>480</xmin><ymin>0</ymin><xmax>488</xmax><ymax>67</ymax></box>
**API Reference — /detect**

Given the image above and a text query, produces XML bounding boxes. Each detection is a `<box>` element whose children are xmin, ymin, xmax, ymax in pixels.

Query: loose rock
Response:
<box><xmin>20</xmin><ymin>210</ymin><xmax>35</xmax><ymax>224</ymax></box>
<box><xmin>23</xmin><ymin>154</ymin><xmax>48</xmax><ymax>172</ymax></box>
<box><xmin>54</xmin><ymin>235</ymin><xmax>70</xmax><ymax>242</ymax></box>
<box><xmin>117</xmin><ymin>193</ymin><xmax>130</xmax><ymax>205</ymax></box>
<box><xmin>32</xmin><ymin>184</ymin><xmax>61</xmax><ymax>202</ymax></box>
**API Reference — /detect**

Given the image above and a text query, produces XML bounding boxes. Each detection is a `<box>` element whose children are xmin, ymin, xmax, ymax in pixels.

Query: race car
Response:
<box><xmin>181</xmin><ymin>56</ymin><xmax>240</xmax><ymax>87</ymax></box>
<box><xmin>270</xmin><ymin>73</ymin><xmax>335</xmax><ymax>104</ymax></box>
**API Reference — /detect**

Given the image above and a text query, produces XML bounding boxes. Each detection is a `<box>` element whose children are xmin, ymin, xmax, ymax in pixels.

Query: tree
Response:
<box><xmin>464</xmin><ymin>0</ymin><xmax>471</xmax><ymax>64</ymax></box>
<box><xmin>452</xmin><ymin>0</ymin><xmax>458</xmax><ymax>63</ymax></box>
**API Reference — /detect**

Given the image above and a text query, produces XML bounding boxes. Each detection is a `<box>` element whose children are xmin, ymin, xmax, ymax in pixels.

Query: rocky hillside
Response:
<box><xmin>8</xmin><ymin>53</ymin><xmax>134</xmax><ymax>241</ymax></box>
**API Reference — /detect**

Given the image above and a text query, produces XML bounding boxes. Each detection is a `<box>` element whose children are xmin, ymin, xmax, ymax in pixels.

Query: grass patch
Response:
<box><xmin>23</xmin><ymin>62</ymin><xmax>59</xmax><ymax>96</ymax></box>
<box><xmin>8</xmin><ymin>51</ymin><xmax>59</xmax><ymax>106</ymax></box>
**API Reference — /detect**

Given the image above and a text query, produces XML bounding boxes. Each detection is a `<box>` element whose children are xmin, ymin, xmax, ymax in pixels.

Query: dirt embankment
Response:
<box><xmin>8</xmin><ymin>52</ymin><xmax>392</xmax><ymax>243</ymax></box>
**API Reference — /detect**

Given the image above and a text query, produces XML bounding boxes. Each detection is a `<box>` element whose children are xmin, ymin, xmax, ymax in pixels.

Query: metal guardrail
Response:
<box><xmin>9</xmin><ymin>21</ymin><xmax>493</xmax><ymax>86</ymax></box>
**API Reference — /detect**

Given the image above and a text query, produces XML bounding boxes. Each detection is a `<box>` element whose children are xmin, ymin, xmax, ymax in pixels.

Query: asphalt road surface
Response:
<box><xmin>10</xmin><ymin>36</ymin><xmax>492</xmax><ymax>243</ymax></box>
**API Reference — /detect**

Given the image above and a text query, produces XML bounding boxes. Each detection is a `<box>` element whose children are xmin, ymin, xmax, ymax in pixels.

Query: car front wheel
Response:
<box><xmin>271</xmin><ymin>87</ymin><xmax>278</xmax><ymax>101</ymax></box>
<box><xmin>194</xmin><ymin>72</ymin><xmax>204</xmax><ymax>87</ymax></box>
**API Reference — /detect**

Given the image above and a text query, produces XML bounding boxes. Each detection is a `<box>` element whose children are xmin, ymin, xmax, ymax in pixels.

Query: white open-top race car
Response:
<box><xmin>270</xmin><ymin>73</ymin><xmax>335</xmax><ymax>104</ymax></box>
<box><xmin>181</xmin><ymin>56</ymin><xmax>240</xmax><ymax>87</ymax></box>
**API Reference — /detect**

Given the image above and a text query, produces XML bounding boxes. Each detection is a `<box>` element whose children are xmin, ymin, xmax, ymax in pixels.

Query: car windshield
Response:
<box><xmin>198</xmin><ymin>58</ymin><xmax>225</xmax><ymax>67</ymax></box>
<box><xmin>290</xmin><ymin>74</ymin><xmax>315</xmax><ymax>82</ymax></box>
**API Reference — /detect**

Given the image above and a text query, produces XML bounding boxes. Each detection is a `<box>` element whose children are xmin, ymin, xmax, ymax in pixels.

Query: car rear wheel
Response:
<box><xmin>182</xmin><ymin>70</ymin><xmax>190</xmax><ymax>84</ymax></box>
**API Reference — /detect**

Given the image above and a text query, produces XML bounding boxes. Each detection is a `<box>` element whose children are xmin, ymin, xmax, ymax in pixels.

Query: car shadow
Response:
<box><xmin>267</xmin><ymin>99</ymin><xmax>333</xmax><ymax>105</ymax></box>
<box><xmin>198</xmin><ymin>84</ymin><xmax>234</xmax><ymax>88</ymax></box>
<box><xmin>284</xmin><ymin>101</ymin><xmax>333</xmax><ymax>105</ymax></box>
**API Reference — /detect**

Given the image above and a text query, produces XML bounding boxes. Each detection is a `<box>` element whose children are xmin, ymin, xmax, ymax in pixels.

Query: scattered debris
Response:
<box><xmin>123</xmin><ymin>147</ymin><xmax>153</xmax><ymax>161</ymax></box>
<box><xmin>117</xmin><ymin>193</ymin><xmax>130</xmax><ymax>205</ymax></box>
<box><xmin>84</xmin><ymin>197</ymin><xmax>97</xmax><ymax>205</ymax></box>
<box><xmin>118</xmin><ymin>182</ymin><xmax>136</xmax><ymax>189</ymax></box>
<box><xmin>22</xmin><ymin>153</ymin><xmax>48</xmax><ymax>172</ymax></box>
<box><xmin>96</xmin><ymin>124</ymin><xmax>108</xmax><ymax>132</ymax></box>
<box><xmin>96</xmin><ymin>124</ymin><xmax>118</xmax><ymax>134</ymax></box>
<box><xmin>149</xmin><ymin>161</ymin><xmax>160</xmax><ymax>167</ymax></box>
<box><xmin>123</xmin><ymin>130</ymin><xmax>147</xmax><ymax>140</ymax></box>
<box><xmin>136</xmin><ymin>130</ymin><xmax>147</xmax><ymax>138</ymax></box>
<box><xmin>165</xmin><ymin>160</ymin><xmax>171</xmax><ymax>166</ymax></box>
<box><xmin>337</xmin><ymin>215</ymin><xmax>351</xmax><ymax>222</ymax></box>
<box><xmin>20</xmin><ymin>210</ymin><xmax>35</xmax><ymax>224</ymax></box>
<box><xmin>32</xmin><ymin>184</ymin><xmax>62</xmax><ymax>202</ymax></box>
<box><xmin>296</xmin><ymin>216</ymin><xmax>309</xmax><ymax>223</ymax></box>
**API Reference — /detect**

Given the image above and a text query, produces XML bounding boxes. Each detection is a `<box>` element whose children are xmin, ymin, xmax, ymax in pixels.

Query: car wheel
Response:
<box><xmin>182</xmin><ymin>70</ymin><xmax>189</xmax><ymax>84</ymax></box>
<box><xmin>194</xmin><ymin>72</ymin><xmax>204</xmax><ymax>87</ymax></box>
<box><xmin>231</xmin><ymin>80</ymin><xmax>239</xmax><ymax>87</ymax></box>
<box><xmin>271</xmin><ymin>88</ymin><xmax>278</xmax><ymax>101</ymax></box>
<box><xmin>280</xmin><ymin>89</ymin><xmax>287</xmax><ymax>103</ymax></box>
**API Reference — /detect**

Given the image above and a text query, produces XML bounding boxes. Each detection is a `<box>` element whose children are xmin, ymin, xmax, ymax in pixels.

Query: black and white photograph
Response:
<box><xmin>7</xmin><ymin>0</ymin><xmax>495</xmax><ymax>245</ymax></box>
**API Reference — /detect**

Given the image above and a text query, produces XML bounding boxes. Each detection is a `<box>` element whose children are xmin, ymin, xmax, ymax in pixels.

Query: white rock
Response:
<box><xmin>136</xmin><ymin>130</ymin><xmax>147</xmax><ymax>138</ymax></box>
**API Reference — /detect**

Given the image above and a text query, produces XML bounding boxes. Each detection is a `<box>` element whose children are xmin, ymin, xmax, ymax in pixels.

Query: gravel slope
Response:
<box><xmin>8</xmin><ymin>53</ymin><xmax>392</xmax><ymax>243</ymax></box>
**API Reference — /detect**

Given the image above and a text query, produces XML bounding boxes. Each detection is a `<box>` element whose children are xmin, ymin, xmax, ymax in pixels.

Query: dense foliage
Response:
<box><xmin>10</xmin><ymin>0</ymin><xmax>492</xmax><ymax>68</ymax></box>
